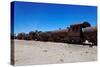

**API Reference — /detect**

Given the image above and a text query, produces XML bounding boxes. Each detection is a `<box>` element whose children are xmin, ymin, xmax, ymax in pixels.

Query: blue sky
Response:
<box><xmin>12</xmin><ymin>1</ymin><xmax>97</xmax><ymax>34</ymax></box>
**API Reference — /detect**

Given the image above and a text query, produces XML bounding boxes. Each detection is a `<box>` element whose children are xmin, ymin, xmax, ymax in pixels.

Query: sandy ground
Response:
<box><xmin>14</xmin><ymin>40</ymin><xmax>97</xmax><ymax>66</ymax></box>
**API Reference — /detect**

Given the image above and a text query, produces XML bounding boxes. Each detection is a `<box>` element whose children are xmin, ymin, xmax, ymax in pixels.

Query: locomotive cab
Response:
<box><xmin>65</xmin><ymin>22</ymin><xmax>91</xmax><ymax>44</ymax></box>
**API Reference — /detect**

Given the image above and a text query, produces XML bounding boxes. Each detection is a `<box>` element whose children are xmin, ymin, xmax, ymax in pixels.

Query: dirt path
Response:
<box><xmin>13</xmin><ymin>40</ymin><xmax>97</xmax><ymax>66</ymax></box>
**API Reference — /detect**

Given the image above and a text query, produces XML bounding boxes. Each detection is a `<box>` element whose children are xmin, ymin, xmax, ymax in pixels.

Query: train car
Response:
<box><xmin>63</xmin><ymin>22</ymin><xmax>97</xmax><ymax>46</ymax></box>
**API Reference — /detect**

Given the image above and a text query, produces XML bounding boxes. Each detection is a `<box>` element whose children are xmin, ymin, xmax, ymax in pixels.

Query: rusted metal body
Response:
<box><xmin>14</xmin><ymin>22</ymin><xmax>97</xmax><ymax>46</ymax></box>
<box><xmin>64</xmin><ymin>24</ymin><xmax>82</xmax><ymax>43</ymax></box>
<box><xmin>62</xmin><ymin>23</ymin><xmax>97</xmax><ymax>45</ymax></box>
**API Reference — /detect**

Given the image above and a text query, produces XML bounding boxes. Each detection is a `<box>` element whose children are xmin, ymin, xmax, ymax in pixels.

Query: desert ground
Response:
<box><xmin>13</xmin><ymin>40</ymin><xmax>97</xmax><ymax>66</ymax></box>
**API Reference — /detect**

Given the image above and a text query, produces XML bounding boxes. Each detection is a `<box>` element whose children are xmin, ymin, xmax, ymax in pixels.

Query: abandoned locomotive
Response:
<box><xmin>62</xmin><ymin>22</ymin><xmax>97</xmax><ymax>46</ymax></box>
<box><xmin>12</xmin><ymin>22</ymin><xmax>97</xmax><ymax>46</ymax></box>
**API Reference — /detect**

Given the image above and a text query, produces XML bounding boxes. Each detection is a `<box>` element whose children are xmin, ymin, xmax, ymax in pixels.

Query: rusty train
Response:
<box><xmin>35</xmin><ymin>22</ymin><xmax>97</xmax><ymax>45</ymax></box>
<box><xmin>13</xmin><ymin>22</ymin><xmax>97</xmax><ymax>46</ymax></box>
